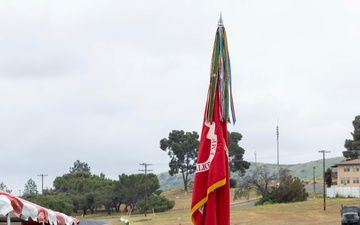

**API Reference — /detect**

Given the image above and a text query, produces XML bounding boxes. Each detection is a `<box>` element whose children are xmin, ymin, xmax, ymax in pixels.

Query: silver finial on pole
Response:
<box><xmin>218</xmin><ymin>12</ymin><xmax>224</xmax><ymax>27</ymax></box>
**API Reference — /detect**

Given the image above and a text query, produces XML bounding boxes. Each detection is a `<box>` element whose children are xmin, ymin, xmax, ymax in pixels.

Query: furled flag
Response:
<box><xmin>191</xmin><ymin>15</ymin><xmax>236</xmax><ymax>225</ymax></box>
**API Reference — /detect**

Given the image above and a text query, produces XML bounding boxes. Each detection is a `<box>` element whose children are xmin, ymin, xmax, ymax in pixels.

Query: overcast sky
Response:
<box><xmin>1</xmin><ymin>0</ymin><xmax>359</xmax><ymax>194</ymax></box>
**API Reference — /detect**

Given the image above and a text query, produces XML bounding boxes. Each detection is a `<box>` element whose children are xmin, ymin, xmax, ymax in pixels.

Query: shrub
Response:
<box><xmin>255</xmin><ymin>192</ymin><xmax>273</xmax><ymax>205</ymax></box>
<box><xmin>255</xmin><ymin>169</ymin><xmax>308</xmax><ymax>205</ymax></box>
<box><xmin>230</xmin><ymin>179</ymin><xmax>237</xmax><ymax>188</ymax></box>
<box><xmin>270</xmin><ymin>175</ymin><xmax>308</xmax><ymax>203</ymax></box>
<box><xmin>138</xmin><ymin>195</ymin><xmax>175</xmax><ymax>213</ymax></box>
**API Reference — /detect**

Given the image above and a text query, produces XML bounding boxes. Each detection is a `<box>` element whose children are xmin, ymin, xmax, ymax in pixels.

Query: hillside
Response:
<box><xmin>158</xmin><ymin>156</ymin><xmax>346</xmax><ymax>189</ymax></box>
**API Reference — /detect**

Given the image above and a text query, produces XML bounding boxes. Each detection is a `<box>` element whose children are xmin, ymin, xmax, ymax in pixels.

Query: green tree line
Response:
<box><xmin>9</xmin><ymin>160</ymin><xmax>174</xmax><ymax>216</ymax></box>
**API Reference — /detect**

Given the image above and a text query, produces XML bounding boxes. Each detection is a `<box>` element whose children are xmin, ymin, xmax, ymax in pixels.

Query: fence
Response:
<box><xmin>327</xmin><ymin>186</ymin><xmax>360</xmax><ymax>198</ymax></box>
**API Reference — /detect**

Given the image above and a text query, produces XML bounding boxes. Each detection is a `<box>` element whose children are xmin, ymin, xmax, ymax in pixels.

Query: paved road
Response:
<box><xmin>231</xmin><ymin>199</ymin><xmax>257</xmax><ymax>208</ymax></box>
<box><xmin>305</xmin><ymin>183</ymin><xmax>324</xmax><ymax>193</ymax></box>
<box><xmin>79</xmin><ymin>219</ymin><xmax>109</xmax><ymax>225</ymax></box>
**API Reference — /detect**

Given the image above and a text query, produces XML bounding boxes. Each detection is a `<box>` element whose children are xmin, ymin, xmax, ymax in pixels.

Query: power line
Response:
<box><xmin>253</xmin><ymin>150</ymin><xmax>341</xmax><ymax>161</ymax></box>
<box><xmin>139</xmin><ymin>163</ymin><xmax>152</xmax><ymax>217</ymax></box>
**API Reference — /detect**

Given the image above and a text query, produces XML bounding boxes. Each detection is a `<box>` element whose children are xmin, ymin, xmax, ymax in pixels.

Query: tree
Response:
<box><xmin>0</xmin><ymin>182</ymin><xmax>12</xmax><ymax>193</ymax></box>
<box><xmin>117</xmin><ymin>174</ymin><xmax>143</xmax><ymax>212</ymax></box>
<box><xmin>233</xmin><ymin>183</ymin><xmax>251</xmax><ymax>201</ymax></box>
<box><xmin>24</xmin><ymin>178</ymin><xmax>38</xmax><ymax>195</ymax></box>
<box><xmin>325</xmin><ymin>168</ymin><xmax>332</xmax><ymax>188</ymax></box>
<box><xmin>343</xmin><ymin>115</ymin><xmax>360</xmax><ymax>160</ymax></box>
<box><xmin>239</xmin><ymin>166</ymin><xmax>275</xmax><ymax>197</ymax></box>
<box><xmin>70</xmin><ymin>160</ymin><xmax>91</xmax><ymax>173</ymax></box>
<box><xmin>95</xmin><ymin>179</ymin><xmax>116</xmax><ymax>215</ymax></box>
<box><xmin>228</xmin><ymin>132</ymin><xmax>250</xmax><ymax>176</ymax></box>
<box><xmin>115</xmin><ymin>173</ymin><xmax>161</xmax><ymax>215</ymax></box>
<box><xmin>160</xmin><ymin>130</ymin><xmax>199</xmax><ymax>191</ymax></box>
<box><xmin>53</xmin><ymin>170</ymin><xmax>110</xmax><ymax>215</ymax></box>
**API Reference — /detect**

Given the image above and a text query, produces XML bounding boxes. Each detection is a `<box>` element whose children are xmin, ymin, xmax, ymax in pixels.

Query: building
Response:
<box><xmin>335</xmin><ymin>159</ymin><xmax>360</xmax><ymax>186</ymax></box>
<box><xmin>327</xmin><ymin>159</ymin><xmax>360</xmax><ymax>198</ymax></box>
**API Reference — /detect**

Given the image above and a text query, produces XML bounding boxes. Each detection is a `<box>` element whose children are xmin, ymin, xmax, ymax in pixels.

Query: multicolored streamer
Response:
<box><xmin>205</xmin><ymin>16</ymin><xmax>236</xmax><ymax>124</ymax></box>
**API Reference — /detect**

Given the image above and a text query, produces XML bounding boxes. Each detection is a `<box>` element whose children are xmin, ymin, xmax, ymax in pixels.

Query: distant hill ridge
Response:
<box><xmin>157</xmin><ymin>156</ymin><xmax>346</xmax><ymax>189</ymax></box>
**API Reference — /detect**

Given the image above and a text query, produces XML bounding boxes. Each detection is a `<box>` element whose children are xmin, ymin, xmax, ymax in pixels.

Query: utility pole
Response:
<box><xmin>318</xmin><ymin>150</ymin><xmax>330</xmax><ymax>211</ymax></box>
<box><xmin>139</xmin><ymin>163</ymin><xmax>152</xmax><ymax>216</ymax></box>
<box><xmin>313</xmin><ymin>166</ymin><xmax>316</xmax><ymax>194</ymax></box>
<box><xmin>276</xmin><ymin>124</ymin><xmax>279</xmax><ymax>179</ymax></box>
<box><xmin>37</xmin><ymin>174</ymin><xmax>48</xmax><ymax>194</ymax></box>
<box><xmin>254</xmin><ymin>151</ymin><xmax>257</xmax><ymax>167</ymax></box>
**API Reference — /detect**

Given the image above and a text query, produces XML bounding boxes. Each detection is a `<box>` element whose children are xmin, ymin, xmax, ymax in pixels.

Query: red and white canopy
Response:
<box><xmin>0</xmin><ymin>190</ymin><xmax>79</xmax><ymax>225</ymax></box>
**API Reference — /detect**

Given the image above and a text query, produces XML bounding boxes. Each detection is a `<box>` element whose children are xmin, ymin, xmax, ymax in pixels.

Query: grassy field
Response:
<box><xmin>99</xmin><ymin>189</ymin><xmax>358</xmax><ymax>225</ymax></box>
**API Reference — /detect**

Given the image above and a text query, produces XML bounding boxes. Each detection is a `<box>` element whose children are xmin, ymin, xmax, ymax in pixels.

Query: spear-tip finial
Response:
<box><xmin>218</xmin><ymin>12</ymin><xmax>224</xmax><ymax>27</ymax></box>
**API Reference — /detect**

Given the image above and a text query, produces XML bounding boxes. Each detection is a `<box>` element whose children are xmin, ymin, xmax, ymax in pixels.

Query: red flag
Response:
<box><xmin>191</xmin><ymin>15</ymin><xmax>234</xmax><ymax>225</ymax></box>
<box><xmin>191</xmin><ymin>92</ymin><xmax>230</xmax><ymax>225</ymax></box>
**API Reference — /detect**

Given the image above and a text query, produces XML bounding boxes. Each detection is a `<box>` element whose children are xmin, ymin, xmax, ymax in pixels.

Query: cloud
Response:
<box><xmin>0</xmin><ymin>0</ymin><xmax>359</xmax><ymax>193</ymax></box>
<box><xmin>0</xmin><ymin>37</ymin><xmax>84</xmax><ymax>78</ymax></box>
